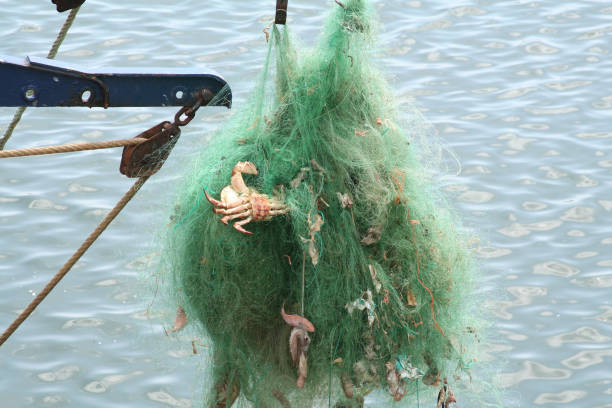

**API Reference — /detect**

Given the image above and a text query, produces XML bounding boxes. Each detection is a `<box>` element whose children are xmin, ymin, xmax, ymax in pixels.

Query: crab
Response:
<box><xmin>204</xmin><ymin>161</ymin><xmax>289</xmax><ymax>235</ymax></box>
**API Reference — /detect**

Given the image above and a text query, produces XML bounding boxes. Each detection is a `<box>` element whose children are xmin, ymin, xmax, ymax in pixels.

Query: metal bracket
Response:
<box><xmin>0</xmin><ymin>55</ymin><xmax>231</xmax><ymax>109</ymax></box>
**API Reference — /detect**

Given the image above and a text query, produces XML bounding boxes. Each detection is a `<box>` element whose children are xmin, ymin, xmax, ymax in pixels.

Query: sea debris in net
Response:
<box><xmin>345</xmin><ymin>290</ymin><xmax>376</xmax><ymax>327</ymax></box>
<box><xmin>360</xmin><ymin>225</ymin><xmax>382</xmax><ymax>246</ymax></box>
<box><xmin>340</xmin><ymin>372</ymin><xmax>354</xmax><ymax>399</ymax></box>
<box><xmin>423</xmin><ymin>353</ymin><xmax>441</xmax><ymax>386</ymax></box>
<box><xmin>167</xmin><ymin>306</ymin><xmax>187</xmax><ymax>333</ymax></box>
<box><xmin>390</xmin><ymin>169</ymin><xmax>405</xmax><ymax>204</ymax></box>
<box><xmin>290</xmin><ymin>167</ymin><xmax>310</xmax><ymax>188</ymax></box>
<box><xmin>214</xmin><ymin>375</ymin><xmax>240</xmax><ymax>408</ymax></box>
<box><xmin>272</xmin><ymin>388</ymin><xmax>292</xmax><ymax>408</ymax></box>
<box><xmin>300</xmin><ymin>212</ymin><xmax>324</xmax><ymax>266</ymax></box>
<box><xmin>395</xmin><ymin>355</ymin><xmax>423</xmax><ymax>381</ymax></box>
<box><xmin>385</xmin><ymin>361</ymin><xmax>407</xmax><ymax>402</ymax></box>
<box><xmin>405</xmin><ymin>287</ymin><xmax>418</xmax><ymax>307</ymax></box>
<box><xmin>337</xmin><ymin>192</ymin><xmax>354</xmax><ymax>208</ymax></box>
<box><xmin>437</xmin><ymin>379</ymin><xmax>457</xmax><ymax>408</ymax></box>
<box><xmin>310</xmin><ymin>158</ymin><xmax>327</xmax><ymax>175</ymax></box>
<box><xmin>368</xmin><ymin>264</ymin><xmax>382</xmax><ymax>293</ymax></box>
<box><xmin>353</xmin><ymin>360</ymin><xmax>378</xmax><ymax>385</ymax></box>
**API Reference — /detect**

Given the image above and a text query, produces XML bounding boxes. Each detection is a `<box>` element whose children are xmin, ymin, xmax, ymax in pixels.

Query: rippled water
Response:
<box><xmin>1</xmin><ymin>1</ymin><xmax>611</xmax><ymax>407</ymax></box>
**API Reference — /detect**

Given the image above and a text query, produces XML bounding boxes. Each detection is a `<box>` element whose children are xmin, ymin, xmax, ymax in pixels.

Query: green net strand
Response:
<box><xmin>161</xmin><ymin>0</ymin><xmax>490</xmax><ymax>406</ymax></box>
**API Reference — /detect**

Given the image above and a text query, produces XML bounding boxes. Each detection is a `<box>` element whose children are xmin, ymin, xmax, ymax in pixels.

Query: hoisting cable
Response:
<box><xmin>0</xmin><ymin>6</ymin><xmax>81</xmax><ymax>150</ymax></box>
<box><xmin>0</xmin><ymin>175</ymin><xmax>149</xmax><ymax>347</ymax></box>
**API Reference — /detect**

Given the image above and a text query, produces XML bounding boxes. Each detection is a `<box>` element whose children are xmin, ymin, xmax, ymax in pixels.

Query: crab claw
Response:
<box><xmin>234</xmin><ymin>161</ymin><xmax>258</xmax><ymax>176</ymax></box>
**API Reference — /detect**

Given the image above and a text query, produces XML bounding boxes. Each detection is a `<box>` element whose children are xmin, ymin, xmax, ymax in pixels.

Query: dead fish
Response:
<box><xmin>297</xmin><ymin>352</ymin><xmax>308</xmax><ymax>388</ymax></box>
<box><xmin>281</xmin><ymin>303</ymin><xmax>315</xmax><ymax>332</ymax></box>
<box><xmin>289</xmin><ymin>327</ymin><xmax>310</xmax><ymax>365</ymax></box>
<box><xmin>289</xmin><ymin>327</ymin><xmax>310</xmax><ymax>389</ymax></box>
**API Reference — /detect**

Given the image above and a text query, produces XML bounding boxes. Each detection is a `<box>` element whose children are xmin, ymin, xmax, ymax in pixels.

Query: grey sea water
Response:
<box><xmin>1</xmin><ymin>1</ymin><xmax>611</xmax><ymax>406</ymax></box>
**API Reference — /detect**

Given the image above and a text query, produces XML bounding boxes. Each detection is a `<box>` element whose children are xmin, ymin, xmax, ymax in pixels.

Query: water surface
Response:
<box><xmin>1</xmin><ymin>1</ymin><xmax>611</xmax><ymax>407</ymax></box>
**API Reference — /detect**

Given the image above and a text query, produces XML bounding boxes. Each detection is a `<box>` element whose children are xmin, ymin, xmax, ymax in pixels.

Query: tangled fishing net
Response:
<box><xmin>161</xmin><ymin>0</ymin><xmax>491</xmax><ymax>406</ymax></box>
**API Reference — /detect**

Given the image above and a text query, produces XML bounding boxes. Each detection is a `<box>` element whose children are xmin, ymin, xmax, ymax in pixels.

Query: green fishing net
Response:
<box><xmin>161</xmin><ymin>0</ymin><xmax>488</xmax><ymax>406</ymax></box>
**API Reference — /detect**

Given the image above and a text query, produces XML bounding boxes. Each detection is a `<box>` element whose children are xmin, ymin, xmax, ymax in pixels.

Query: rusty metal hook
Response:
<box><xmin>275</xmin><ymin>0</ymin><xmax>288</xmax><ymax>25</ymax></box>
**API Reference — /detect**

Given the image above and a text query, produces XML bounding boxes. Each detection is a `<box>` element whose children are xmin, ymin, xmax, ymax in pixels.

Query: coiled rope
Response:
<box><xmin>0</xmin><ymin>175</ymin><xmax>150</xmax><ymax>347</ymax></box>
<box><xmin>0</xmin><ymin>7</ymin><xmax>81</xmax><ymax>150</ymax></box>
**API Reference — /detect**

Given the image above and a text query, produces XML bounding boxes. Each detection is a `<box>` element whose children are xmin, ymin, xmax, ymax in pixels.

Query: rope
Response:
<box><xmin>0</xmin><ymin>7</ymin><xmax>81</xmax><ymax>150</ymax></box>
<box><xmin>47</xmin><ymin>7</ymin><xmax>80</xmax><ymax>60</ymax></box>
<box><xmin>0</xmin><ymin>107</ymin><xmax>26</xmax><ymax>150</ymax></box>
<box><xmin>0</xmin><ymin>137</ymin><xmax>146</xmax><ymax>158</ymax></box>
<box><xmin>0</xmin><ymin>175</ymin><xmax>150</xmax><ymax>347</ymax></box>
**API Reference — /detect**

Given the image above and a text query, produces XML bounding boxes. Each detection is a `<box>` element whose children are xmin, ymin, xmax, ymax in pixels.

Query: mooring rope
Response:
<box><xmin>0</xmin><ymin>7</ymin><xmax>81</xmax><ymax>150</ymax></box>
<box><xmin>0</xmin><ymin>175</ymin><xmax>150</xmax><ymax>347</ymax></box>
<box><xmin>0</xmin><ymin>137</ymin><xmax>146</xmax><ymax>158</ymax></box>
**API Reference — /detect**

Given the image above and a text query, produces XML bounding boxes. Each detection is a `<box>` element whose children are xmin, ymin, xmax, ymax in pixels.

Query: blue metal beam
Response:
<box><xmin>0</xmin><ymin>55</ymin><xmax>231</xmax><ymax>108</ymax></box>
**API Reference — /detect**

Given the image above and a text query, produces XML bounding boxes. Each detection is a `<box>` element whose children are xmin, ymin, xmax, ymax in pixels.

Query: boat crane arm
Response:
<box><xmin>0</xmin><ymin>55</ymin><xmax>232</xmax><ymax>109</ymax></box>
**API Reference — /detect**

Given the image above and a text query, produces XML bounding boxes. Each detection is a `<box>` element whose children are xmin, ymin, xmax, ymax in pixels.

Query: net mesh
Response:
<box><xmin>160</xmin><ymin>1</ymin><xmax>489</xmax><ymax>406</ymax></box>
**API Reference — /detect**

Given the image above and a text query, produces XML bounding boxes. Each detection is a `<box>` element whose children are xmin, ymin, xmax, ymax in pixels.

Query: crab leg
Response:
<box><xmin>267</xmin><ymin>209</ymin><xmax>289</xmax><ymax>216</ymax></box>
<box><xmin>233</xmin><ymin>216</ymin><xmax>253</xmax><ymax>235</ymax></box>
<box><xmin>214</xmin><ymin>203</ymin><xmax>251</xmax><ymax>216</ymax></box>
<box><xmin>204</xmin><ymin>189</ymin><xmax>226</xmax><ymax>209</ymax></box>
<box><xmin>269</xmin><ymin>202</ymin><xmax>288</xmax><ymax>210</ymax></box>
<box><xmin>220</xmin><ymin>211</ymin><xmax>251</xmax><ymax>225</ymax></box>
